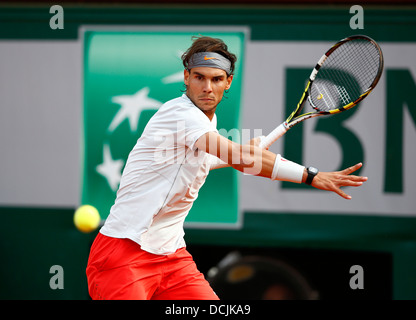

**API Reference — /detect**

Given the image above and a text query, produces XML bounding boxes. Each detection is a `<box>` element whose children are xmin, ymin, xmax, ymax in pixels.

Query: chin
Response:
<box><xmin>198</xmin><ymin>101</ymin><xmax>216</xmax><ymax>108</ymax></box>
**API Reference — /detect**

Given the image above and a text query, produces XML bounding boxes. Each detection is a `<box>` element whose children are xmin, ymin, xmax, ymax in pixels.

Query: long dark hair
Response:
<box><xmin>182</xmin><ymin>36</ymin><xmax>237</xmax><ymax>76</ymax></box>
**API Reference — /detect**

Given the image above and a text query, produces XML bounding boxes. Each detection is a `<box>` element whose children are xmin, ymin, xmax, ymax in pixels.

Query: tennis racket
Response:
<box><xmin>259</xmin><ymin>34</ymin><xmax>384</xmax><ymax>149</ymax></box>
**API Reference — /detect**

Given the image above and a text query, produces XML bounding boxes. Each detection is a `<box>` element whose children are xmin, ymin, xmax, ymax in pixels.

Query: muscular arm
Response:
<box><xmin>195</xmin><ymin>131</ymin><xmax>368</xmax><ymax>199</ymax></box>
<box><xmin>195</xmin><ymin>131</ymin><xmax>276</xmax><ymax>178</ymax></box>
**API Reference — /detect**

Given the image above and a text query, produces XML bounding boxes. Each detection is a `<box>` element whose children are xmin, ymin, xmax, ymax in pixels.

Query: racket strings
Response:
<box><xmin>310</xmin><ymin>38</ymin><xmax>381</xmax><ymax>111</ymax></box>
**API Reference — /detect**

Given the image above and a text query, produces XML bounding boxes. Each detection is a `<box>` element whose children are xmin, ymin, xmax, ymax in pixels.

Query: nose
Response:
<box><xmin>203</xmin><ymin>80</ymin><xmax>213</xmax><ymax>93</ymax></box>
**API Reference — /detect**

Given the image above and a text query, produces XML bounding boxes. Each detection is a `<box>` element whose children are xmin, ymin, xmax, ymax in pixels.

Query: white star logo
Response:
<box><xmin>161</xmin><ymin>50</ymin><xmax>184</xmax><ymax>84</ymax></box>
<box><xmin>109</xmin><ymin>87</ymin><xmax>162</xmax><ymax>133</ymax></box>
<box><xmin>96</xmin><ymin>144</ymin><xmax>124</xmax><ymax>192</ymax></box>
<box><xmin>161</xmin><ymin>71</ymin><xmax>184</xmax><ymax>84</ymax></box>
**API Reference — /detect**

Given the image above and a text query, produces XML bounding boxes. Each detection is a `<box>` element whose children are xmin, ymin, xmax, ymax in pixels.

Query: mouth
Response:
<box><xmin>199</xmin><ymin>97</ymin><xmax>215</xmax><ymax>102</ymax></box>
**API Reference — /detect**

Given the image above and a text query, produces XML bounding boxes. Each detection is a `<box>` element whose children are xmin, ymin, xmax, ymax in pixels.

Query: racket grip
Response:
<box><xmin>259</xmin><ymin>123</ymin><xmax>288</xmax><ymax>149</ymax></box>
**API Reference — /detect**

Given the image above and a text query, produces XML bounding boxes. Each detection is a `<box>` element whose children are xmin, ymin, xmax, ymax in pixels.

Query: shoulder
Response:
<box><xmin>161</xmin><ymin>94</ymin><xmax>193</xmax><ymax>111</ymax></box>
<box><xmin>159</xmin><ymin>94</ymin><xmax>209</xmax><ymax>121</ymax></box>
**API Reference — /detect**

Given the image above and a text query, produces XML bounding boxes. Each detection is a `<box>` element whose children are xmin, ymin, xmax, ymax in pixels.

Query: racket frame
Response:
<box><xmin>259</xmin><ymin>35</ymin><xmax>383</xmax><ymax>149</ymax></box>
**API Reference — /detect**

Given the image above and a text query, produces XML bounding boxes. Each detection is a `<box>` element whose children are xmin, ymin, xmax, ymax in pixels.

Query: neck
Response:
<box><xmin>202</xmin><ymin>109</ymin><xmax>216</xmax><ymax>121</ymax></box>
<box><xmin>185</xmin><ymin>93</ymin><xmax>216</xmax><ymax>121</ymax></box>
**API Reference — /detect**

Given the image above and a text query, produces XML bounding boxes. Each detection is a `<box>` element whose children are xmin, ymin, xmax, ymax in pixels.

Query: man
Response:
<box><xmin>86</xmin><ymin>36</ymin><xmax>367</xmax><ymax>300</ymax></box>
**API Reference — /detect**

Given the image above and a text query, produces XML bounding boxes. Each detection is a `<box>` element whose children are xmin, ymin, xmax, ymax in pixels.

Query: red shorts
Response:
<box><xmin>86</xmin><ymin>232</ymin><xmax>219</xmax><ymax>300</ymax></box>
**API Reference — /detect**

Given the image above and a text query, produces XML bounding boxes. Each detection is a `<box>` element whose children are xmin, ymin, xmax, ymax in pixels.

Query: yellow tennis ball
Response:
<box><xmin>74</xmin><ymin>205</ymin><xmax>100</xmax><ymax>233</ymax></box>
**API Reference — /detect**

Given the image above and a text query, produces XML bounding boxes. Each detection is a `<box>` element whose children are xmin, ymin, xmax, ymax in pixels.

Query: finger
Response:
<box><xmin>341</xmin><ymin>162</ymin><xmax>363</xmax><ymax>175</ymax></box>
<box><xmin>334</xmin><ymin>187</ymin><xmax>352</xmax><ymax>200</ymax></box>
<box><xmin>338</xmin><ymin>179</ymin><xmax>365</xmax><ymax>187</ymax></box>
<box><xmin>343</xmin><ymin>181</ymin><xmax>364</xmax><ymax>187</ymax></box>
<box><xmin>341</xmin><ymin>175</ymin><xmax>368</xmax><ymax>183</ymax></box>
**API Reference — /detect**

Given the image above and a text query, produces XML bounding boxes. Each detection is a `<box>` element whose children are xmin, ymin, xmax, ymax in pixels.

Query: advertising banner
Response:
<box><xmin>82</xmin><ymin>29</ymin><xmax>246</xmax><ymax>225</ymax></box>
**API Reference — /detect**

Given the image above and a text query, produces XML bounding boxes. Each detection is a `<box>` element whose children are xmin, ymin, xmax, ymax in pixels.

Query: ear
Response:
<box><xmin>184</xmin><ymin>69</ymin><xmax>190</xmax><ymax>86</ymax></box>
<box><xmin>225</xmin><ymin>74</ymin><xmax>233</xmax><ymax>90</ymax></box>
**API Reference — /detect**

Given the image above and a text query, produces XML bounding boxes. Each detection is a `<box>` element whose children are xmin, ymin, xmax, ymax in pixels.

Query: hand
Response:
<box><xmin>311</xmin><ymin>163</ymin><xmax>368</xmax><ymax>200</ymax></box>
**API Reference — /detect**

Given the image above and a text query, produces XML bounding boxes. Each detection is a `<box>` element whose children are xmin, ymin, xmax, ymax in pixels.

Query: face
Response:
<box><xmin>184</xmin><ymin>67</ymin><xmax>233</xmax><ymax>120</ymax></box>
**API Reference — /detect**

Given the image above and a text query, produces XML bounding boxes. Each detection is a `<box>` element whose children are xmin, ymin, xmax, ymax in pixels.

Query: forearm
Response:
<box><xmin>197</xmin><ymin>132</ymin><xmax>304</xmax><ymax>182</ymax></box>
<box><xmin>229</xmin><ymin>143</ymin><xmax>306</xmax><ymax>184</ymax></box>
<box><xmin>197</xmin><ymin>132</ymin><xmax>367</xmax><ymax>199</ymax></box>
<box><xmin>228</xmin><ymin>144</ymin><xmax>276</xmax><ymax>177</ymax></box>
<box><xmin>200</xmin><ymin>133</ymin><xmax>270</xmax><ymax>174</ymax></box>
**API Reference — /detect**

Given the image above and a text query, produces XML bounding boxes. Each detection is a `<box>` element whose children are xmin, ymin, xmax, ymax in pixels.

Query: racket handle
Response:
<box><xmin>259</xmin><ymin>123</ymin><xmax>288</xmax><ymax>149</ymax></box>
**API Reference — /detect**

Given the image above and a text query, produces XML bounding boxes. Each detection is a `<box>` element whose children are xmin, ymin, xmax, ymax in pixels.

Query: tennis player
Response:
<box><xmin>86</xmin><ymin>36</ymin><xmax>368</xmax><ymax>300</ymax></box>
